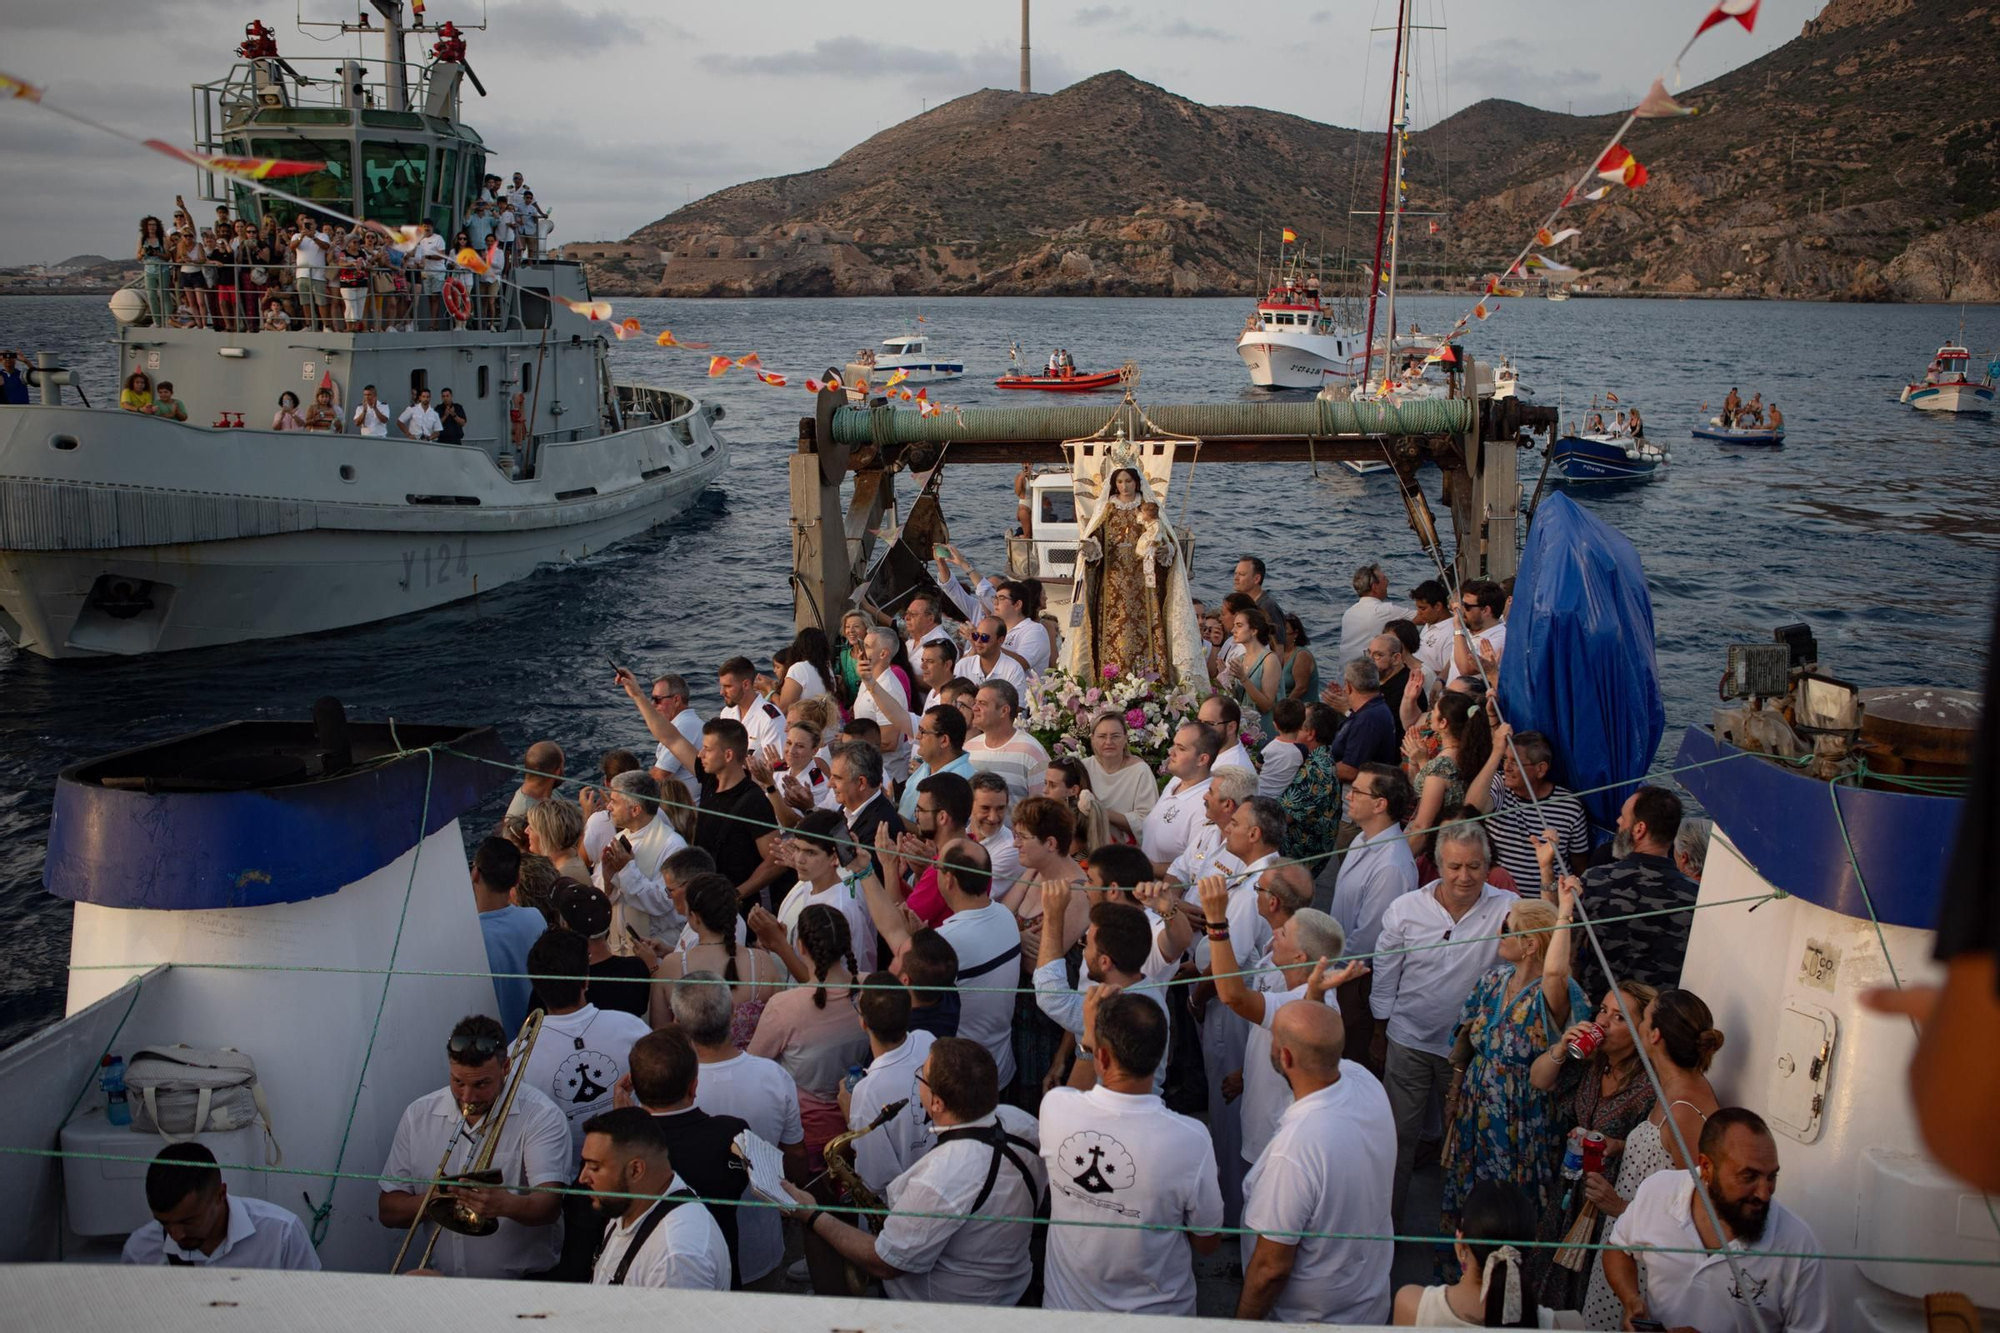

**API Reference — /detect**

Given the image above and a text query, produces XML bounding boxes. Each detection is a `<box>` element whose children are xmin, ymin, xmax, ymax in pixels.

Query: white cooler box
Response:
<box><xmin>61</xmin><ymin>1104</ymin><xmax>267</xmax><ymax>1238</ymax></box>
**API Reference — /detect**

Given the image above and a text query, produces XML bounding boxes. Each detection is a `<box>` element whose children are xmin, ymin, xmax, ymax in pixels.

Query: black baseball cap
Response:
<box><xmin>556</xmin><ymin>880</ymin><xmax>612</xmax><ymax>937</ymax></box>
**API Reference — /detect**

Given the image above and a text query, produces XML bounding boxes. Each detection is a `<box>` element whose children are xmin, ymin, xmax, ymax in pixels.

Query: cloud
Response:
<box><xmin>483</xmin><ymin>1</ymin><xmax>663</xmax><ymax>53</ymax></box>
<box><xmin>713</xmin><ymin>36</ymin><xmax>1081</xmax><ymax>98</ymax></box>
<box><xmin>1074</xmin><ymin>5</ymin><xmax>1132</xmax><ymax>25</ymax></box>
<box><xmin>1158</xmin><ymin>20</ymin><xmax>1232</xmax><ymax>41</ymax></box>
<box><xmin>1448</xmin><ymin>41</ymin><xmax>1633</xmax><ymax>116</ymax></box>
<box><xmin>1071</xmin><ymin>7</ymin><xmax>1231</xmax><ymax>41</ymax></box>
<box><xmin>1310</xmin><ymin>9</ymin><xmax>1333</xmax><ymax>21</ymax></box>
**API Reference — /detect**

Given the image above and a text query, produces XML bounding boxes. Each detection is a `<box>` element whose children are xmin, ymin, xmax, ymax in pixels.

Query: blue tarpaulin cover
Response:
<box><xmin>1496</xmin><ymin>492</ymin><xmax>1665</xmax><ymax>828</ymax></box>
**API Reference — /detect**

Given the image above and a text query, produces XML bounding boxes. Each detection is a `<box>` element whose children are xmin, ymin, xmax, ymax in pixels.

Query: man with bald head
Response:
<box><xmin>507</xmin><ymin>740</ymin><xmax>566</xmax><ymax>819</ymax></box>
<box><xmin>1237</xmin><ymin>1001</ymin><xmax>1396</xmax><ymax>1324</ymax></box>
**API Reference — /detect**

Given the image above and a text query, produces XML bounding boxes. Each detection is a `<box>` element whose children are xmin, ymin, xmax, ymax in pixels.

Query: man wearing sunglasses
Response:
<box><xmin>636</xmin><ymin>673</ymin><xmax>704</xmax><ymax>790</ymax></box>
<box><xmin>1450</xmin><ymin>578</ymin><xmax>1508</xmax><ymax>681</ymax></box>
<box><xmin>956</xmin><ymin>616</ymin><xmax>1027</xmax><ymax>693</ymax></box>
<box><xmin>380</xmin><ymin>1015</ymin><xmax>573</xmax><ymax>1278</ymax></box>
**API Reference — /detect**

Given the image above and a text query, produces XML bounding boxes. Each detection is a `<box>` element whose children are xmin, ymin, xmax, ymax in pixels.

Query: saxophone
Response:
<box><xmin>820</xmin><ymin>1098</ymin><xmax>908</xmax><ymax>1295</ymax></box>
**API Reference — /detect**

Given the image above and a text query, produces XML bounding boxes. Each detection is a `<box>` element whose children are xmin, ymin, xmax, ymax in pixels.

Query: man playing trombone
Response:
<box><xmin>381</xmin><ymin>1015</ymin><xmax>572</xmax><ymax>1278</ymax></box>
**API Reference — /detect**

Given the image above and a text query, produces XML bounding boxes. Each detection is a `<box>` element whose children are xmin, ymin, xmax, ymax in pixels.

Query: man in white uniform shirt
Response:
<box><xmin>780</xmin><ymin>1038</ymin><xmax>1045</xmax><ymax>1305</ymax></box>
<box><xmin>579</xmin><ymin>1107</ymin><xmax>731</xmax><ymax>1290</ymax></box>
<box><xmin>397</xmin><ymin>386</ymin><xmax>442</xmax><ymax>440</ymax></box>
<box><xmin>862</xmin><ymin>837</ymin><xmax>1020</xmax><ymax>1089</ymax></box>
<box><xmin>671</xmin><ymin>973</ymin><xmax>804</xmax><ymax>1285</ymax></box>
<box><xmin>122</xmin><ymin>1143</ymin><xmax>319</xmax><ymax>1270</ymax></box>
<box><xmin>844</xmin><ymin>978</ymin><xmax>937</xmax><ymax>1196</ymax></box>
<box><xmin>962</xmin><ymin>680</ymin><xmax>1048</xmax><ymax>806</ymax></box>
<box><xmin>1339</xmin><ymin>562</ymin><xmax>1413</xmax><ymax>671</ymax></box>
<box><xmin>992</xmin><ymin>580</ymin><xmax>1050</xmax><ymax>676</ymax></box>
<box><xmin>1141</xmin><ymin>722</ymin><xmax>1221</xmax><ymax>873</ymax></box>
<box><xmin>1369</xmin><ymin>821</ymin><xmax>1514</xmax><ymax>1226</ymax></box>
<box><xmin>351</xmin><ymin>383</ymin><xmax>390</xmax><ymax>437</ymax></box>
<box><xmin>1039</xmin><ymin>989</ymin><xmax>1223</xmax><ymax>1314</ymax></box>
<box><xmin>380</xmin><ymin>1015</ymin><xmax>572</xmax><ymax>1278</ymax></box>
<box><xmin>956</xmin><ymin>616</ymin><xmax>1030</xmax><ymax>692</ymax></box>
<box><xmin>635</xmin><ymin>673</ymin><xmax>704</xmax><ymax>790</ymax></box>
<box><xmin>1239</xmin><ymin>1002</ymin><xmax>1396</xmax><ymax>1325</ymax></box>
<box><xmin>593</xmin><ymin>770</ymin><xmax>688</xmax><ymax>942</ymax></box>
<box><xmin>717</xmin><ymin>655</ymin><xmax>786</xmax><ymax>759</ymax></box>
<box><xmin>1605</xmin><ymin>1108</ymin><xmax>1830</xmax><ymax>1333</ymax></box>
<box><xmin>969</xmin><ymin>773</ymin><xmax>1023</xmax><ymax>892</ymax></box>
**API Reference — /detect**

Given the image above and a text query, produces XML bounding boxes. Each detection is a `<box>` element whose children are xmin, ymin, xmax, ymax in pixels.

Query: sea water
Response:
<box><xmin>1</xmin><ymin>293</ymin><xmax>1995</xmax><ymax>1046</ymax></box>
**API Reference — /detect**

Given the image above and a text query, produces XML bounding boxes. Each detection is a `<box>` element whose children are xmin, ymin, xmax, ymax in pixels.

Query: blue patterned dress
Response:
<box><xmin>1439</xmin><ymin>964</ymin><xmax>1589</xmax><ymax>1233</ymax></box>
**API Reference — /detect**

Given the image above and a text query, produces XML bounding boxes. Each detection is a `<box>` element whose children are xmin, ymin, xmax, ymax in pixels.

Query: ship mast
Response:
<box><xmin>1360</xmin><ymin>0</ymin><xmax>1409</xmax><ymax>392</ymax></box>
<box><xmin>366</xmin><ymin>0</ymin><xmax>413</xmax><ymax>112</ymax></box>
<box><xmin>1381</xmin><ymin>0</ymin><xmax>1414</xmax><ymax>387</ymax></box>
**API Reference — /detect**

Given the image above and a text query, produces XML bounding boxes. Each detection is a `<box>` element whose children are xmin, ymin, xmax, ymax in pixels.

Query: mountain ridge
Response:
<box><xmin>611</xmin><ymin>0</ymin><xmax>2000</xmax><ymax>301</ymax></box>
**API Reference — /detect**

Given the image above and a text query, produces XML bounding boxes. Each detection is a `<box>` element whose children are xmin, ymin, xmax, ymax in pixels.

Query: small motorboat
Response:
<box><xmin>1550</xmin><ymin>431</ymin><xmax>1667</xmax><ymax>483</ymax></box>
<box><xmin>995</xmin><ymin>365</ymin><xmax>1124</xmax><ymax>392</ymax></box>
<box><xmin>1692</xmin><ymin>420</ymin><xmax>1786</xmax><ymax>445</ymax></box>
<box><xmin>1899</xmin><ymin>342</ymin><xmax>1996</xmax><ymax>413</ymax></box>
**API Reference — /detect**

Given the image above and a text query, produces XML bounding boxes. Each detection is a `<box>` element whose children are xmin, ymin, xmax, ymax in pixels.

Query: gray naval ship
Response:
<box><xmin>0</xmin><ymin>3</ymin><xmax>725</xmax><ymax>659</ymax></box>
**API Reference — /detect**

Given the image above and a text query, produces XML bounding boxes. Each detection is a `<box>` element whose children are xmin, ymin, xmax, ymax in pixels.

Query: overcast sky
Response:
<box><xmin>0</xmin><ymin>0</ymin><xmax>1820</xmax><ymax>265</ymax></box>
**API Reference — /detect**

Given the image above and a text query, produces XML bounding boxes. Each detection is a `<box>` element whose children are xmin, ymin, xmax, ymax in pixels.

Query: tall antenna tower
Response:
<box><xmin>1020</xmin><ymin>0</ymin><xmax>1032</xmax><ymax>93</ymax></box>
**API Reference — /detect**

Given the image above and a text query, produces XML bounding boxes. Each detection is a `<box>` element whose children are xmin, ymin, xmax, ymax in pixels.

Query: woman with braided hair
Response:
<box><xmin>750</xmin><ymin>903</ymin><xmax>869</xmax><ymax>1172</ymax></box>
<box><xmin>643</xmin><ymin>872</ymin><xmax>786</xmax><ymax>1045</ymax></box>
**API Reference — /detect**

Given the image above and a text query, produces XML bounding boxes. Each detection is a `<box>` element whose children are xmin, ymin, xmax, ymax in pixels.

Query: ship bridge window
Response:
<box><xmin>410</xmin><ymin>367</ymin><xmax>428</xmax><ymax>397</ymax></box>
<box><xmin>477</xmin><ymin>365</ymin><xmax>489</xmax><ymax>399</ymax></box>
<box><xmin>362</xmin><ymin>140</ymin><xmax>432</xmax><ymax>227</ymax></box>
<box><xmin>249</xmin><ymin>139</ymin><xmax>353</xmax><ymax>219</ymax></box>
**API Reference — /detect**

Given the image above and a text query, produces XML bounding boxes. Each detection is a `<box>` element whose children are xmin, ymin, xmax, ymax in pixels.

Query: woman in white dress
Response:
<box><xmin>1081</xmin><ymin>712</ymin><xmax>1159</xmax><ymax>840</ymax></box>
<box><xmin>1577</xmin><ymin>989</ymin><xmax>1723</xmax><ymax>1328</ymax></box>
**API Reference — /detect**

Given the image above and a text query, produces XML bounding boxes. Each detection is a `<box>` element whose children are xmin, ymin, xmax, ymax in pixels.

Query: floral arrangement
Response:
<box><xmin>1025</xmin><ymin>664</ymin><xmax>1205</xmax><ymax>772</ymax></box>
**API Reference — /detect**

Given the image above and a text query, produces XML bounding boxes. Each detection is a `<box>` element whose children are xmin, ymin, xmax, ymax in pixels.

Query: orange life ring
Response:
<box><xmin>441</xmin><ymin>276</ymin><xmax>471</xmax><ymax>323</ymax></box>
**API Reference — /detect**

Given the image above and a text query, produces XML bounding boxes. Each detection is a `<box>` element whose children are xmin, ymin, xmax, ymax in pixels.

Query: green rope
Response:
<box><xmin>5</xmin><ymin>1142</ymin><xmax>1998</xmax><ymax>1268</ymax></box>
<box><xmin>301</xmin><ymin>737</ymin><xmax>438</xmax><ymax>1249</ymax></box>
<box><xmin>66</xmin><ymin>892</ymin><xmax>1784</xmax><ymax>995</ymax></box>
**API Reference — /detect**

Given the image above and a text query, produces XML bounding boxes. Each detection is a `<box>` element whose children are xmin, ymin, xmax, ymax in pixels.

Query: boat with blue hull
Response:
<box><xmin>1692</xmin><ymin>422</ymin><xmax>1785</xmax><ymax>445</ymax></box>
<box><xmin>1549</xmin><ymin>430</ymin><xmax>1666</xmax><ymax>483</ymax></box>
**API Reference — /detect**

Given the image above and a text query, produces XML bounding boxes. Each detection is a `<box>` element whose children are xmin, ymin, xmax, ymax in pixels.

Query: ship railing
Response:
<box><xmin>132</xmin><ymin>262</ymin><xmax>525</xmax><ymax>335</ymax></box>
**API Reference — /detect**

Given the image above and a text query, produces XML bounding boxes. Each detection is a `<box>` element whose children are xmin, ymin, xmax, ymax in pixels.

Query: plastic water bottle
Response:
<box><xmin>101</xmin><ymin>1055</ymin><xmax>131</xmax><ymax>1127</ymax></box>
<box><xmin>843</xmin><ymin>1064</ymin><xmax>866</xmax><ymax>1094</ymax></box>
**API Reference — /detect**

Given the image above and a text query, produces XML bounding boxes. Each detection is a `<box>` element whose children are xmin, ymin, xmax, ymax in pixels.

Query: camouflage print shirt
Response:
<box><xmin>1572</xmin><ymin>851</ymin><xmax>1698</xmax><ymax>1004</ymax></box>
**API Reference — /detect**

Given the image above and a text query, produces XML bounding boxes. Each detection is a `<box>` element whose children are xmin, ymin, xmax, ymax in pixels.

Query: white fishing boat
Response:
<box><xmin>1235</xmin><ymin>264</ymin><xmax>1365</xmax><ymax>390</ymax></box>
<box><xmin>1546</xmin><ymin>290</ymin><xmax>1570</xmax><ymax>302</ymax></box>
<box><xmin>1899</xmin><ymin>341</ymin><xmax>1996</xmax><ymax>413</ymax></box>
<box><xmin>844</xmin><ymin>330</ymin><xmax>964</xmax><ymax>398</ymax></box>
<box><xmin>0</xmin><ymin>6</ymin><xmax>727</xmax><ymax>659</ymax></box>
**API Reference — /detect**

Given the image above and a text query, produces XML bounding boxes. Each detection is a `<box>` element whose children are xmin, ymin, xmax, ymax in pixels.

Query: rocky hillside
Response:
<box><xmin>616</xmin><ymin>0</ymin><xmax>2000</xmax><ymax>300</ymax></box>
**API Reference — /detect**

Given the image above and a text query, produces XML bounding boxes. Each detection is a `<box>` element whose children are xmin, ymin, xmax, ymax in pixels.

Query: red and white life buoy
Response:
<box><xmin>441</xmin><ymin>276</ymin><xmax>471</xmax><ymax>325</ymax></box>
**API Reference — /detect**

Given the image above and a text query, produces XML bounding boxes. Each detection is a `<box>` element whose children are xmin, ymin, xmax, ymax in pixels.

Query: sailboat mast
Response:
<box><xmin>1383</xmin><ymin>0</ymin><xmax>1413</xmax><ymax>382</ymax></box>
<box><xmin>1360</xmin><ymin>0</ymin><xmax>1409</xmax><ymax>390</ymax></box>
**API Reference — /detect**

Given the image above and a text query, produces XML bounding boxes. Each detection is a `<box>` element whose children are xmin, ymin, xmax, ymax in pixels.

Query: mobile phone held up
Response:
<box><xmin>618</xmin><ymin>833</ymin><xmax>633</xmax><ymax>852</ymax></box>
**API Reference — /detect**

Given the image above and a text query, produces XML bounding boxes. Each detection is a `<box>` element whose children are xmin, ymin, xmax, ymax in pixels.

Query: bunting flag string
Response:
<box><xmin>1407</xmin><ymin>0</ymin><xmax>1756</xmax><ymax>370</ymax></box>
<box><xmin>143</xmin><ymin>139</ymin><xmax>326</xmax><ymax>181</ymax></box>
<box><xmin>654</xmin><ymin>330</ymin><xmax>710</xmax><ymax>349</ymax></box>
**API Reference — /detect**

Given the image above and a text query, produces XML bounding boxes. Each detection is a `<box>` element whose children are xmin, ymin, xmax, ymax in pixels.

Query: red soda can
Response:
<box><xmin>1580</xmin><ymin>1129</ymin><xmax>1606</xmax><ymax>1176</ymax></box>
<box><xmin>1566</xmin><ymin>1021</ymin><xmax>1605</xmax><ymax>1061</ymax></box>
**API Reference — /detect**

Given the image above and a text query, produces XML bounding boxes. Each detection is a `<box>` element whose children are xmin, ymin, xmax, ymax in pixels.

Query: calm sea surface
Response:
<box><xmin>2</xmin><ymin>293</ymin><xmax>1996</xmax><ymax>1045</ymax></box>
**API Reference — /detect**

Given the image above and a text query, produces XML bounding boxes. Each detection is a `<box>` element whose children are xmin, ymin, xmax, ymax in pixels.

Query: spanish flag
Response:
<box><xmin>1281</xmin><ymin>228</ymin><xmax>1297</xmax><ymax>244</ymax></box>
<box><xmin>145</xmin><ymin>139</ymin><xmax>324</xmax><ymax>180</ymax></box>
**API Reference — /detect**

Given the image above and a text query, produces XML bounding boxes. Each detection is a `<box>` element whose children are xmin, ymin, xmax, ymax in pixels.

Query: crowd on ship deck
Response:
<box><xmin>124</xmin><ymin>553</ymin><xmax>1831</xmax><ymax>1331</ymax></box>
<box><xmin>132</xmin><ymin>172</ymin><xmax>549</xmax><ymax>336</ymax></box>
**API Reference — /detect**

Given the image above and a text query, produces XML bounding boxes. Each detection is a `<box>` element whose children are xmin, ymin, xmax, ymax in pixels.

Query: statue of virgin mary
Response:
<box><xmin>1066</xmin><ymin>456</ymin><xmax>1207</xmax><ymax>689</ymax></box>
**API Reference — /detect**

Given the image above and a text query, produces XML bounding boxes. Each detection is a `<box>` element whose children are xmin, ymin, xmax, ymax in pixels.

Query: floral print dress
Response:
<box><xmin>1280</xmin><ymin>743</ymin><xmax>1341</xmax><ymax>862</ymax></box>
<box><xmin>1439</xmin><ymin>964</ymin><xmax>1589</xmax><ymax>1237</ymax></box>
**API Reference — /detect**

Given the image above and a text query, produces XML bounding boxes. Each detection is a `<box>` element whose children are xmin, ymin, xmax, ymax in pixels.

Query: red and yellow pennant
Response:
<box><xmin>455</xmin><ymin>246</ymin><xmax>490</xmax><ymax>275</ymax></box>
<box><xmin>753</xmin><ymin>369</ymin><xmax>788</xmax><ymax>387</ymax></box>
<box><xmin>734</xmin><ymin>352</ymin><xmax>762</xmax><ymax>368</ymax></box>
<box><xmin>558</xmin><ymin>297</ymin><xmax>614</xmax><ymax>321</ymax></box>
<box><xmin>1595</xmin><ymin>145</ymin><xmax>1648</xmax><ymax>189</ymax></box>
<box><xmin>144</xmin><ymin>139</ymin><xmax>323</xmax><ymax>180</ymax></box>
<box><xmin>706</xmin><ymin>355</ymin><xmax>733</xmax><ymax>377</ymax></box>
<box><xmin>1695</xmin><ymin>0</ymin><xmax>1759</xmax><ymax>38</ymax></box>
<box><xmin>655</xmin><ymin>330</ymin><xmax>710</xmax><ymax>349</ymax></box>
<box><xmin>609</xmin><ymin>317</ymin><xmax>644</xmax><ymax>340</ymax></box>
<box><xmin>0</xmin><ymin>70</ymin><xmax>45</xmax><ymax>102</ymax></box>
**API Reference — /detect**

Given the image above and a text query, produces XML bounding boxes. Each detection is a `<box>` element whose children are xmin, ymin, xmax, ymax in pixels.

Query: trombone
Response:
<box><xmin>390</xmin><ymin>1010</ymin><xmax>546</xmax><ymax>1274</ymax></box>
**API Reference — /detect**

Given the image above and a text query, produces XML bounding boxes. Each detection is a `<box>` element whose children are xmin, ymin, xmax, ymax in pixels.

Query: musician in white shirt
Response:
<box><xmin>122</xmin><ymin>1143</ymin><xmax>319</xmax><ymax>1270</ymax></box>
<box><xmin>779</xmin><ymin>1037</ymin><xmax>1045</xmax><ymax>1306</ymax></box>
<box><xmin>379</xmin><ymin>1016</ymin><xmax>572</xmax><ymax>1279</ymax></box>
<box><xmin>580</xmin><ymin>1107</ymin><xmax>730</xmax><ymax>1289</ymax></box>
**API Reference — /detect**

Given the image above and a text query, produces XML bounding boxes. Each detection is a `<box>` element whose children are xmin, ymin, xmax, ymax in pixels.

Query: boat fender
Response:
<box><xmin>441</xmin><ymin>277</ymin><xmax>471</xmax><ymax>324</ymax></box>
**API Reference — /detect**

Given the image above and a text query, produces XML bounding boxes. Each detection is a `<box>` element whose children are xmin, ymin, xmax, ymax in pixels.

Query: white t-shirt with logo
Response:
<box><xmin>1038</xmin><ymin>1084</ymin><xmax>1223</xmax><ymax>1314</ymax></box>
<box><xmin>519</xmin><ymin>1004</ymin><xmax>653</xmax><ymax>1163</ymax></box>
<box><xmin>1139</xmin><ymin>776</ymin><xmax>1210</xmax><ymax>866</ymax></box>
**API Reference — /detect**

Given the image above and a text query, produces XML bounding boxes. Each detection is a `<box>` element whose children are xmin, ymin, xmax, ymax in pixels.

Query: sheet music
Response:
<box><xmin>733</xmin><ymin>1129</ymin><xmax>789</xmax><ymax>1204</ymax></box>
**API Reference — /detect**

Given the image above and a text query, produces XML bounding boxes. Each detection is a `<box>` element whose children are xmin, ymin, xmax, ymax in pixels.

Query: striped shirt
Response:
<box><xmin>1485</xmin><ymin>772</ymin><xmax>1591</xmax><ymax>890</ymax></box>
<box><xmin>963</xmin><ymin>727</ymin><xmax>1049</xmax><ymax>807</ymax></box>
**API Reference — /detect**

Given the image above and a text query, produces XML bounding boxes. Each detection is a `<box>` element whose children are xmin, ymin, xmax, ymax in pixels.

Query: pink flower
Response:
<box><xmin>1102</xmin><ymin>664</ymin><xmax>1121</xmax><ymax>680</ymax></box>
<box><xmin>1126</xmin><ymin>707</ymin><xmax>1146</xmax><ymax>728</ymax></box>
<box><xmin>1086</xmin><ymin>687</ymin><xmax>1102</xmax><ymax>705</ymax></box>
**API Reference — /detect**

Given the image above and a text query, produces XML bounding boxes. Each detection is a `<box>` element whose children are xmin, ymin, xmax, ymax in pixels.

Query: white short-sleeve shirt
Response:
<box><xmin>692</xmin><ymin>1051</ymin><xmax>802</xmax><ymax>1283</ymax></box>
<box><xmin>785</xmin><ymin>660</ymin><xmax>829</xmax><ymax>701</ymax></box>
<box><xmin>1240</xmin><ymin>1066</ymin><xmax>1397</xmax><ymax>1325</ymax></box>
<box><xmin>776</xmin><ymin>874</ymin><xmax>878</xmax><ymax>983</ymax></box>
<box><xmin>958</xmin><ymin>651</ymin><xmax>1028</xmax><ymax>694</ymax></box>
<box><xmin>721</xmin><ymin>698</ymin><xmax>787</xmax><ymax>761</ymax></box>
<box><xmin>1607</xmin><ymin>1171</ymin><xmax>1830</xmax><ymax>1333</ymax></box>
<box><xmin>1139</xmin><ymin>776</ymin><xmax>1210</xmax><ymax>867</ymax></box>
<box><xmin>381</xmin><ymin>1084</ymin><xmax>572</xmax><ymax>1279</ymax></box>
<box><xmin>1004</xmin><ymin>618</ymin><xmax>1051</xmax><ymax>675</ymax></box>
<box><xmin>848</xmin><ymin>1030</ymin><xmax>936</xmax><ymax>1195</ymax></box>
<box><xmin>352</xmin><ymin>400</ymin><xmax>390</xmax><ymax>436</ymax></box>
<box><xmin>936</xmin><ymin>901</ymin><xmax>1023</xmax><ymax>1087</ymax></box>
<box><xmin>854</xmin><ymin>672</ymin><xmax>913</xmax><ymax>783</ymax></box>
<box><xmin>589</xmin><ymin>1176</ymin><xmax>732</xmax><ymax>1290</ymax></box>
<box><xmin>652</xmin><ymin>707</ymin><xmax>705</xmax><ymax>788</ymax></box>
<box><xmin>1038</xmin><ymin>1084</ymin><xmax>1223</xmax><ymax>1315</ymax></box>
<box><xmin>121</xmin><ymin>1194</ymin><xmax>320</xmax><ymax>1269</ymax></box>
<box><xmin>877</xmin><ymin>1105</ymin><xmax>1045</xmax><ymax>1305</ymax></box>
<box><xmin>520</xmin><ymin>1004</ymin><xmax>654</xmax><ymax>1163</ymax></box>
